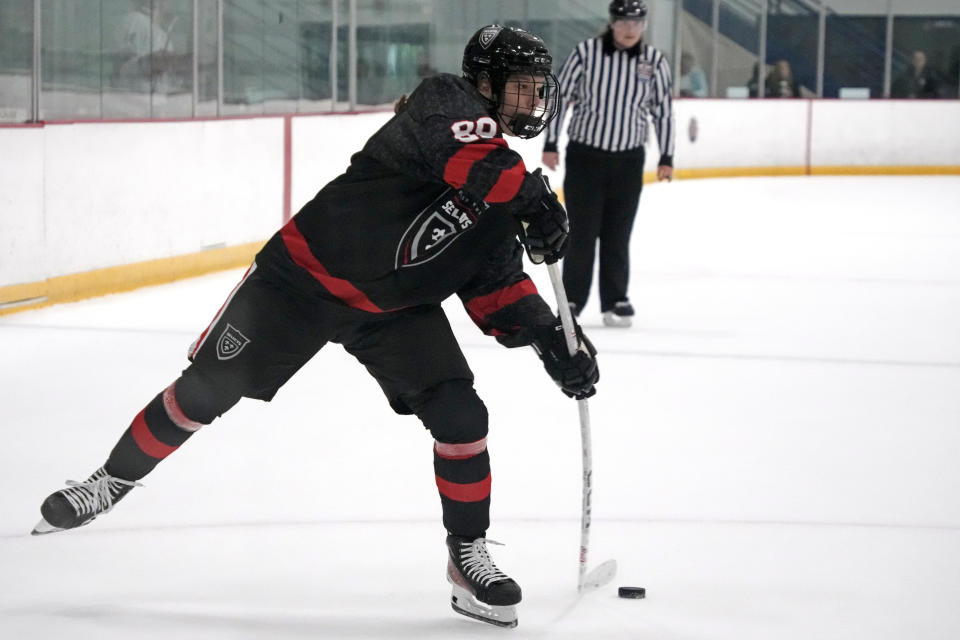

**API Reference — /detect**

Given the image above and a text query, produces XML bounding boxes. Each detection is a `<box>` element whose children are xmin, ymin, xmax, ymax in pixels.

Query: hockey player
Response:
<box><xmin>31</xmin><ymin>25</ymin><xmax>599</xmax><ymax>629</ymax></box>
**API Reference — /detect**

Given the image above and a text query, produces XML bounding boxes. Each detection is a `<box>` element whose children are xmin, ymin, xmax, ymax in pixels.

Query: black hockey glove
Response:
<box><xmin>518</xmin><ymin>169</ymin><xmax>569</xmax><ymax>265</ymax></box>
<box><xmin>531</xmin><ymin>321</ymin><xmax>599</xmax><ymax>399</ymax></box>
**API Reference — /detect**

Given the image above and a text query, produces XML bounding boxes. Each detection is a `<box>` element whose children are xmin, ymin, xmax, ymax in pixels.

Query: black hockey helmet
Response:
<box><xmin>609</xmin><ymin>0</ymin><xmax>648</xmax><ymax>20</ymax></box>
<box><xmin>462</xmin><ymin>25</ymin><xmax>559</xmax><ymax>139</ymax></box>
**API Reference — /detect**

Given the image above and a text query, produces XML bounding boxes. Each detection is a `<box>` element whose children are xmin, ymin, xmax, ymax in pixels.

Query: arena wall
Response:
<box><xmin>2</xmin><ymin>99</ymin><xmax>958</xmax><ymax>314</ymax></box>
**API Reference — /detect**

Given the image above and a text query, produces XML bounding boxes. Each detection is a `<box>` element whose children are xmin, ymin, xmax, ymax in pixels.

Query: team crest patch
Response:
<box><xmin>216</xmin><ymin>324</ymin><xmax>250</xmax><ymax>360</ymax></box>
<box><xmin>637</xmin><ymin>61</ymin><xmax>654</xmax><ymax>80</ymax></box>
<box><xmin>395</xmin><ymin>189</ymin><xmax>486</xmax><ymax>268</ymax></box>
<box><xmin>479</xmin><ymin>26</ymin><xmax>502</xmax><ymax>49</ymax></box>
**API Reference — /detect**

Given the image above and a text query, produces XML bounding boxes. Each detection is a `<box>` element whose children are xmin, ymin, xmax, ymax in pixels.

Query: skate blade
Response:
<box><xmin>31</xmin><ymin>517</ymin><xmax>64</xmax><ymax>536</ymax></box>
<box><xmin>602</xmin><ymin>313</ymin><xmax>632</xmax><ymax>328</ymax></box>
<box><xmin>450</xmin><ymin>585</ymin><xmax>518</xmax><ymax>628</ymax></box>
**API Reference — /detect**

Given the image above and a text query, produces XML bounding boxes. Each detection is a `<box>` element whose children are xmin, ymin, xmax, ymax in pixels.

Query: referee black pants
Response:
<box><xmin>561</xmin><ymin>142</ymin><xmax>645</xmax><ymax>313</ymax></box>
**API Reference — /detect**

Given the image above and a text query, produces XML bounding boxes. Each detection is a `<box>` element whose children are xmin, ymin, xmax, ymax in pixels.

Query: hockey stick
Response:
<box><xmin>547</xmin><ymin>262</ymin><xmax>618</xmax><ymax>593</ymax></box>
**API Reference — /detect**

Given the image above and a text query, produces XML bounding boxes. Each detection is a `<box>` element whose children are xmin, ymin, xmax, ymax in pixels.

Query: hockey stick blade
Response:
<box><xmin>579</xmin><ymin>559</ymin><xmax>618</xmax><ymax>593</ymax></box>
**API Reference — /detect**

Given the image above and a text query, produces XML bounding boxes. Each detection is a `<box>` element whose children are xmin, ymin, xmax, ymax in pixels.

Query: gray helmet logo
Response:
<box><xmin>479</xmin><ymin>25</ymin><xmax>502</xmax><ymax>49</ymax></box>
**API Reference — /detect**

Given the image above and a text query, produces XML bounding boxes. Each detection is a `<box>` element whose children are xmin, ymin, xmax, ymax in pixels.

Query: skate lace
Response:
<box><xmin>62</xmin><ymin>469</ymin><xmax>142</xmax><ymax>517</ymax></box>
<box><xmin>458</xmin><ymin>538</ymin><xmax>509</xmax><ymax>586</ymax></box>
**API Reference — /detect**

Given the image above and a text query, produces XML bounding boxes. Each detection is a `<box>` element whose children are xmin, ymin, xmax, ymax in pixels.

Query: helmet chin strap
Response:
<box><xmin>502</xmin><ymin>113</ymin><xmax>540</xmax><ymax>138</ymax></box>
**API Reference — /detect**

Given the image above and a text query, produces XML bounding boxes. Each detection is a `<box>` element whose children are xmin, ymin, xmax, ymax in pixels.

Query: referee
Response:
<box><xmin>542</xmin><ymin>0</ymin><xmax>675</xmax><ymax>328</ymax></box>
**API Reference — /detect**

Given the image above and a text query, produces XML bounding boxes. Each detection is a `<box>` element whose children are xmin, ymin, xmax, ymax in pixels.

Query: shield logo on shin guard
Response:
<box><xmin>216</xmin><ymin>324</ymin><xmax>250</xmax><ymax>360</ymax></box>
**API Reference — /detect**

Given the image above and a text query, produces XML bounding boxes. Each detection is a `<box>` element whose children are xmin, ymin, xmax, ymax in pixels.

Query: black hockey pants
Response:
<box><xmin>106</xmin><ymin>262</ymin><xmax>491</xmax><ymax>537</ymax></box>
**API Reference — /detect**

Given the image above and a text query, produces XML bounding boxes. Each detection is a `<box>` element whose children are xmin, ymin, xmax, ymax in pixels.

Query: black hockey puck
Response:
<box><xmin>618</xmin><ymin>586</ymin><xmax>646</xmax><ymax>599</ymax></box>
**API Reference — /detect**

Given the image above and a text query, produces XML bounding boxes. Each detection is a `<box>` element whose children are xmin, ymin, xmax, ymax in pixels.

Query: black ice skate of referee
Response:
<box><xmin>32</xmin><ymin>24</ymin><xmax>599</xmax><ymax>630</ymax></box>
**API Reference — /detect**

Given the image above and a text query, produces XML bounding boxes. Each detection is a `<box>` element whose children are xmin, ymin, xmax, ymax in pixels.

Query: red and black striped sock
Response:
<box><xmin>105</xmin><ymin>381</ymin><xmax>206</xmax><ymax>481</ymax></box>
<box><xmin>434</xmin><ymin>437</ymin><xmax>491</xmax><ymax>538</ymax></box>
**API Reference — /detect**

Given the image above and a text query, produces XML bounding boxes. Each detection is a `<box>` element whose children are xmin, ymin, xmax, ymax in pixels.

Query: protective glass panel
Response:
<box><xmin>5</xmin><ymin>0</ymin><xmax>677</xmax><ymax>121</ymax></box>
<box><xmin>297</xmin><ymin>0</ymin><xmax>334</xmax><ymax>112</ymax></box>
<box><xmin>680</xmin><ymin>0</ymin><xmax>715</xmax><ymax>97</ymax></box>
<box><xmin>196</xmin><ymin>0</ymin><xmax>220</xmax><ymax>116</ymax></box>
<box><xmin>646</xmin><ymin>0</ymin><xmax>677</xmax><ymax>63</ymax></box>
<box><xmin>713</xmin><ymin>0</ymin><xmax>760</xmax><ymax>99</ymax></box>
<box><xmin>40</xmin><ymin>0</ymin><xmax>104</xmax><ymax>120</ymax></box>
<box><xmin>103</xmin><ymin>0</ymin><xmax>194</xmax><ymax>119</ymax></box>
<box><xmin>0</xmin><ymin>0</ymin><xmax>33</xmax><ymax>122</ymax></box>
<box><xmin>355</xmin><ymin>25</ymin><xmax>428</xmax><ymax>107</ymax></box>
<box><xmin>221</xmin><ymin>0</ymin><xmax>304</xmax><ymax>114</ymax></box>
<box><xmin>261</xmin><ymin>0</ymin><xmax>300</xmax><ymax>114</ymax></box>
<box><xmin>891</xmin><ymin>15</ymin><xmax>960</xmax><ymax>99</ymax></box>
<box><xmin>824</xmin><ymin>15</ymin><xmax>885</xmax><ymax>99</ymax></box>
<box><xmin>222</xmin><ymin>0</ymin><xmax>263</xmax><ymax>114</ymax></box>
<box><xmin>765</xmin><ymin>3</ymin><xmax>817</xmax><ymax>99</ymax></box>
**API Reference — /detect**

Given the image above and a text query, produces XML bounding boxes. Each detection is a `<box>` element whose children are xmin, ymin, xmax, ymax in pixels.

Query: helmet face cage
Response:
<box><xmin>494</xmin><ymin>70</ymin><xmax>560</xmax><ymax>139</ymax></box>
<box><xmin>462</xmin><ymin>25</ymin><xmax>560</xmax><ymax>139</ymax></box>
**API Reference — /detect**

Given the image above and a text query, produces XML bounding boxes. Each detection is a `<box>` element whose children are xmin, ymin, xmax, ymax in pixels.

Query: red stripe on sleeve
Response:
<box><xmin>280</xmin><ymin>221</ymin><xmax>385</xmax><ymax>313</ymax></box>
<box><xmin>485</xmin><ymin>160</ymin><xmax>526</xmax><ymax>203</ymax></box>
<box><xmin>466</xmin><ymin>279</ymin><xmax>538</xmax><ymax>323</ymax></box>
<box><xmin>443</xmin><ymin>143</ymin><xmax>497</xmax><ymax>189</ymax></box>
<box><xmin>130</xmin><ymin>409</ymin><xmax>179</xmax><ymax>459</ymax></box>
<box><xmin>443</xmin><ymin>140</ymin><xmax>526</xmax><ymax>203</ymax></box>
<box><xmin>435</xmin><ymin>474</ymin><xmax>492</xmax><ymax>502</ymax></box>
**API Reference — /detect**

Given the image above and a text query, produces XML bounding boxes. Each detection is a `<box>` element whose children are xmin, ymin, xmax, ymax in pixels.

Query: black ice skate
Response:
<box><xmin>446</xmin><ymin>535</ymin><xmax>522</xmax><ymax>628</ymax></box>
<box><xmin>31</xmin><ymin>466</ymin><xmax>141</xmax><ymax>535</ymax></box>
<box><xmin>602</xmin><ymin>300</ymin><xmax>635</xmax><ymax>328</ymax></box>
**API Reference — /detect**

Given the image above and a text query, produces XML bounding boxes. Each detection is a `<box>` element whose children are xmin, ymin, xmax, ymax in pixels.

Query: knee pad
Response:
<box><xmin>172</xmin><ymin>364</ymin><xmax>242</xmax><ymax>425</ymax></box>
<box><xmin>408</xmin><ymin>379</ymin><xmax>488</xmax><ymax>444</ymax></box>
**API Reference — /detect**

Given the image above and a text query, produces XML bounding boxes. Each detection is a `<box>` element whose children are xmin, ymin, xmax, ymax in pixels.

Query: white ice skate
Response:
<box><xmin>445</xmin><ymin>535</ymin><xmax>521</xmax><ymax>628</ymax></box>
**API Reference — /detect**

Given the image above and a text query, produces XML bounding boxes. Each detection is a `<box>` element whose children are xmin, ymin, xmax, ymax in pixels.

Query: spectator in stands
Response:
<box><xmin>117</xmin><ymin>0</ymin><xmax>180</xmax><ymax>93</ymax></box>
<box><xmin>678</xmin><ymin>51</ymin><xmax>708</xmax><ymax>97</ymax></box>
<box><xmin>948</xmin><ymin>45</ymin><xmax>960</xmax><ymax>98</ymax></box>
<box><xmin>747</xmin><ymin>62</ymin><xmax>761</xmax><ymax>98</ymax></box>
<box><xmin>765</xmin><ymin>59</ymin><xmax>800</xmax><ymax>98</ymax></box>
<box><xmin>892</xmin><ymin>50</ymin><xmax>942</xmax><ymax>99</ymax></box>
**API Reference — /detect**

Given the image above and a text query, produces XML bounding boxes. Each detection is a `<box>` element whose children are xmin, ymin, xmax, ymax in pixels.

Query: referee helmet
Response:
<box><xmin>609</xmin><ymin>0</ymin><xmax>648</xmax><ymax>19</ymax></box>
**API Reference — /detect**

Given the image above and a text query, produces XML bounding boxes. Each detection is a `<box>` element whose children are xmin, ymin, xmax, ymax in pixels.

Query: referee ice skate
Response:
<box><xmin>542</xmin><ymin>0</ymin><xmax>676</xmax><ymax>327</ymax></box>
<box><xmin>31</xmin><ymin>25</ymin><xmax>599</xmax><ymax>630</ymax></box>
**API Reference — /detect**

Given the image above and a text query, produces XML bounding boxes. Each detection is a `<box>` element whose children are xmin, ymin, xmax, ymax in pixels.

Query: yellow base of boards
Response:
<box><xmin>0</xmin><ymin>241</ymin><xmax>263</xmax><ymax>317</ymax></box>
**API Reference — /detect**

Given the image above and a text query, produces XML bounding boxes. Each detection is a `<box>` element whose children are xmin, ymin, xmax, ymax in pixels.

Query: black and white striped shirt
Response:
<box><xmin>544</xmin><ymin>31</ymin><xmax>675</xmax><ymax>164</ymax></box>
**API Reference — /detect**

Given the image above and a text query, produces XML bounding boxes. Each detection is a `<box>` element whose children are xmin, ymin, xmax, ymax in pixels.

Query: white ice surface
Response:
<box><xmin>2</xmin><ymin>175</ymin><xmax>959</xmax><ymax>639</ymax></box>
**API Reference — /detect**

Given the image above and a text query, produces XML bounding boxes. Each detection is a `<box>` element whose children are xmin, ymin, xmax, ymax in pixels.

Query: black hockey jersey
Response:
<box><xmin>257</xmin><ymin>74</ymin><xmax>556</xmax><ymax>339</ymax></box>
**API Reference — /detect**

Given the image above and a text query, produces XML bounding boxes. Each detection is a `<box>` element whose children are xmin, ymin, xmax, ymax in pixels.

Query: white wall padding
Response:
<box><xmin>2</xmin><ymin>100</ymin><xmax>959</xmax><ymax>291</ymax></box>
<box><xmin>290</xmin><ymin>111</ymin><xmax>393</xmax><ymax>214</ymax></box>
<box><xmin>0</xmin><ymin>127</ymin><xmax>46</xmax><ymax>285</ymax></box>
<box><xmin>810</xmin><ymin>100</ymin><xmax>960</xmax><ymax>168</ymax></box>
<box><xmin>40</xmin><ymin>118</ymin><xmax>284</xmax><ymax>277</ymax></box>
